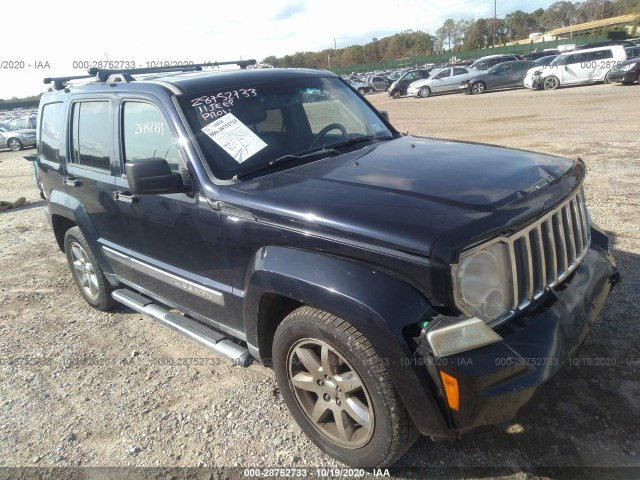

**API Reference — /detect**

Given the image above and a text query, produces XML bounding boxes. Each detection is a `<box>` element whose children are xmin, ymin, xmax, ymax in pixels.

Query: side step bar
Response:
<box><xmin>112</xmin><ymin>289</ymin><xmax>252</xmax><ymax>367</ymax></box>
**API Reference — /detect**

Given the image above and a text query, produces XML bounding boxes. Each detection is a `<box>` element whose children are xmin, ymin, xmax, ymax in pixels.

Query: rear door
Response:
<box><xmin>588</xmin><ymin>49</ymin><xmax>613</xmax><ymax>81</ymax></box>
<box><xmin>66</xmin><ymin>98</ymin><xmax>124</xmax><ymax>245</ymax></box>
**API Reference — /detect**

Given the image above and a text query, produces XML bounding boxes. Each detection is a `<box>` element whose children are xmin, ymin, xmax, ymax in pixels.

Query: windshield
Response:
<box><xmin>178</xmin><ymin>76</ymin><xmax>393</xmax><ymax>180</ymax></box>
<box><xmin>550</xmin><ymin>55</ymin><xmax>566</xmax><ymax>66</ymax></box>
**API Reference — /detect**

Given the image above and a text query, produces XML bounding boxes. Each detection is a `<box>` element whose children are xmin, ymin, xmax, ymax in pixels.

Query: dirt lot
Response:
<box><xmin>0</xmin><ymin>83</ymin><xmax>639</xmax><ymax>478</ymax></box>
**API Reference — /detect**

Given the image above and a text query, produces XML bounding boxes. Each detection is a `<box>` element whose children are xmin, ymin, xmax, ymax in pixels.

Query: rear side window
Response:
<box><xmin>589</xmin><ymin>50</ymin><xmax>613</xmax><ymax>61</ymax></box>
<box><xmin>39</xmin><ymin>103</ymin><xmax>64</xmax><ymax>163</ymax></box>
<box><xmin>71</xmin><ymin>101</ymin><xmax>111</xmax><ymax>171</ymax></box>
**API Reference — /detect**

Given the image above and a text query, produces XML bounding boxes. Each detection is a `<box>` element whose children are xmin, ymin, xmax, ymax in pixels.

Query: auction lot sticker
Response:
<box><xmin>201</xmin><ymin>113</ymin><xmax>267</xmax><ymax>163</ymax></box>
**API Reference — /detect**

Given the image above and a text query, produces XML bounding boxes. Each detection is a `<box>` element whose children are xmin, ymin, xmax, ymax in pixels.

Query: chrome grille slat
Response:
<box><xmin>454</xmin><ymin>188</ymin><xmax>591</xmax><ymax>327</ymax></box>
<box><xmin>503</xmin><ymin>189</ymin><xmax>590</xmax><ymax>324</ymax></box>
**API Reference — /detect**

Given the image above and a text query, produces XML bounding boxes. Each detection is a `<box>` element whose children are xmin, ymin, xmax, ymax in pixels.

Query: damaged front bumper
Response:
<box><xmin>416</xmin><ymin>226</ymin><xmax>618</xmax><ymax>435</ymax></box>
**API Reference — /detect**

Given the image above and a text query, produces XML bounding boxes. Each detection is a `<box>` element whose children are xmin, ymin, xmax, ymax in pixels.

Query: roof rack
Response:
<box><xmin>43</xmin><ymin>74</ymin><xmax>96</xmax><ymax>90</ymax></box>
<box><xmin>44</xmin><ymin>59</ymin><xmax>257</xmax><ymax>90</ymax></box>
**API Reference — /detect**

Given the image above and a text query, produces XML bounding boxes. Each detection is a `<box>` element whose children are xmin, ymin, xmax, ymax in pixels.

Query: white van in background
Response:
<box><xmin>524</xmin><ymin>45</ymin><xmax>627</xmax><ymax>90</ymax></box>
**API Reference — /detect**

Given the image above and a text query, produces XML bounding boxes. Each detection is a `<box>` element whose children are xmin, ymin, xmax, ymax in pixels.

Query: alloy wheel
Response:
<box><xmin>287</xmin><ymin>338</ymin><xmax>374</xmax><ymax>448</ymax></box>
<box><xmin>69</xmin><ymin>241</ymin><xmax>100</xmax><ymax>300</ymax></box>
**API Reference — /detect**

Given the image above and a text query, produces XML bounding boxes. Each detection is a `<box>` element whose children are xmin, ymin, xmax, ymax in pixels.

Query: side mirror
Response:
<box><xmin>379</xmin><ymin>110</ymin><xmax>389</xmax><ymax>121</ymax></box>
<box><xmin>23</xmin><ymin>154</ymin><xmax>38</xmax><ymax>162</ymax></box>
<box><xmin>125</xmin><ymin>158</ymin><xmax>187</xmax><ymax>195</ymax></box>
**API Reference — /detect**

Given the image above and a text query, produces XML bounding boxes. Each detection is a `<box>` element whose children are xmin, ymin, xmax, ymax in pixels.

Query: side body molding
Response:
<box><xmin>242</xmin><ymin>245</ymin><xmax>454</xmax><ymax>438</ymax></box>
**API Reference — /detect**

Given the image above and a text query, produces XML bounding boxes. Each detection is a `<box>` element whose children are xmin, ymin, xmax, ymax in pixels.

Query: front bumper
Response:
<box><xmin>415</xmin><ymin>235</ymin><xmax>618</xmax><ymax>435</ymax></box>
<box><xmin>523</xmin><ymin>75</ymin><xmax>541</xmax><ymax>89</ymax></box>
<box><xmin>608</xmin><ymin>70</ymin><xmax>638</xmax><ymax>83</ymax></box>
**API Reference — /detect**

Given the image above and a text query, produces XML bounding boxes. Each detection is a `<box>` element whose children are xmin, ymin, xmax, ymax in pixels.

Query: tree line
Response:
<box><xmin>263</xmin><ymin>0</ymin><xmax>639</xmax><ymax>68</ymax></box>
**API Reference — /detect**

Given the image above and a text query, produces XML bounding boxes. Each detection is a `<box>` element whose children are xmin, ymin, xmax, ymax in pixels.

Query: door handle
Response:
<box><xmin>63</xmin><ymin>177</ymin><xmax>81</xmax><ymax>187</ymax></box>
<box><xmin>113</xmin><ymin>191</ymin><xmax>138</xmax><ymax>203</ymax></box>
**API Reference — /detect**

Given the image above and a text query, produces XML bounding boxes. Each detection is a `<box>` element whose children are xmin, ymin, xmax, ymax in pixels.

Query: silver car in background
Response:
<box><xmin>406</xmin><ymin>66</ymin><xmax>478</xmax><ymax>98</ymax></box>
<box><xmin>0</xmin><ymin>126</ymin><xmax>37</xmax><ymax>151</ymax></box>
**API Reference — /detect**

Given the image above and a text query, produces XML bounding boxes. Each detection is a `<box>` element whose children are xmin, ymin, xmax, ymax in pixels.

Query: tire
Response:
<box><xmin>357</xmin><ymin>87</ymin><xmax>366</xmax><ymax>95</ymax></box>
<box><xmin>272</xmin><ymin>306</ymin><xmax>419</xmax><ymax>467</ymax></box>
<box><xmin>367</xmin><ymin>87</ymin><xmax>374</xmax><ymax>94</ymax></box>
<box><xmin>637</xmin><ymin>72</ymin><xmax>640</xmax><ymax>85</ymax></box>
<box><xmin>418</xmin><ymin>87</ymin><xmax>431</xmax><ymax>98</ymax></box>
<box><xmin>64</xmin><ymin>226</ymin><xmax>117</xmax><ymax>311</ymax></box>
<box><xmin>471</xmin><ymin>82</ymin><xmax>486</xmax><ymax>94</ymax></box>
<box><xmin>391</xmin><ymin>89</ymin><xmax>402</xmax><ymax>99</ymax></box>
<box><xmin>604</xmin><ymin>71</ymin><xmax>611</xmax><ymax>84</ymax></box>
<box><xmin>7</xmin><ymin>138</ymin><xmax>23</xmax><ymax>151</ymax></box>
<box><xmin>543</xmin><ymin>76</ymin><xmax>559</xmax><ymax>90</ymax></box>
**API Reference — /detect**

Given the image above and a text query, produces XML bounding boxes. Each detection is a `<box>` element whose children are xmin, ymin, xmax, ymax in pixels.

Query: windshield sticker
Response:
<box><xmin>201</xmin><ymin>113</ymin><xmax>267</xmax><ymax>164</ymax></box>
<box><xmin>371</xmin><ymin>122</ymin><xmax>386</xmax><ymax>133</ymax></box>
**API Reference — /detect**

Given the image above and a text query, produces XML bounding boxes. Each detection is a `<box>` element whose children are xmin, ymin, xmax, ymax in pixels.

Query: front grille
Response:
<box><xmin>509</xmin><ymin>187</ymin><xmax>591</xmax><ymax>310</ymax></box>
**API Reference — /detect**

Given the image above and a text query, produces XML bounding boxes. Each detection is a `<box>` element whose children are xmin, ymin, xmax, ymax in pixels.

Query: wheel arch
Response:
<box><xmin>47</xmin><ymin>190</ymin><xmax>116</xmax><ymax>280</ymax></box>
<box><xmin>242</xmin><ymin>245</ymin><xmax>454</xmax><ymax>438</ymax></box>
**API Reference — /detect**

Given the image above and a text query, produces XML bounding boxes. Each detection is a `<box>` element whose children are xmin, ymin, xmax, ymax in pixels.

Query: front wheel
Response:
<box><xmin>604</xmin><ymin>71</ymin><xmax>611</xmax><ymax>84</ymax></box>
<box><xmin>471</xmin><ymin>82</ymin><xmax>486</xmax><ymax>94</ymax></box>
<box><xmin>64</xmin><ymin>226</ymin><xmax>117</xmax><ymax>311</ymax></box>
<box><xmin>418</xmin><ymin>86</ymin><xmax>431</xmax><ymax>98</ymax></box>
<box><xmin>543</xmin><ymin>76</ymin><xmax>560</xmax><ymax>90</ymax></box>
<box><xmin>357</xmin><ymin>87</ymin><xmax>366</xmax><ymax>95</ymax></box>
<box><xmin>7</xmin><ymin>138</ymin><xmax>23</xmax><ymax>151</ymax></box>
<box><xmin>391</xmin><ymin>89</ymin><xmax>402</xmax><ymax>99</ymax></box>
<box><xmin>273</xmin><ymin>306</ymin><xmax>419</xmax><ymax>467</ymax></box>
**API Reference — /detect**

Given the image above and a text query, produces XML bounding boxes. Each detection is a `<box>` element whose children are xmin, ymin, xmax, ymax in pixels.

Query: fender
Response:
<box><xmin>242</xmin><ymin>245</ymin><xmax>455</xmax><ymax>438</ymax></box>
<box><xmin>46</xmin><ymin>190</ymin><xmax>116</xmax><ymax>280</ymax></box>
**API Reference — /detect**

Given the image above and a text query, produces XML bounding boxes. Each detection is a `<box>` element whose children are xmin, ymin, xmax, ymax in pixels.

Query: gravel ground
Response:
<box><xmin>0</xmin><ymin>83</ymin><xmax>638</xmax><ymax>478</ymax></box>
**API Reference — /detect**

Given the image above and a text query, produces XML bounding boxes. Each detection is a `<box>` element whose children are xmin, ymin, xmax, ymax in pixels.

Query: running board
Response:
<box><xmin>112</xmin><ymin>289</ymin><xmax>251</xmax><ymax>367</ymax></box>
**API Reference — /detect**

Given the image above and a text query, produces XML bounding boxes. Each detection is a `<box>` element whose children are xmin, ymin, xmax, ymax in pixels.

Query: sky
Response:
<box><xmin>1</xmin><ymin>0</ymin><xmax>556</xmax><ymax>99</ymax></box>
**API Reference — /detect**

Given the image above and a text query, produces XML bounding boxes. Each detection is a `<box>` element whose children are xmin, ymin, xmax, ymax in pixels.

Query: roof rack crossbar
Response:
<box><xmin>89</xmin><ymin>59</ymin><xmax>257</xmax><ymax>82</ymax></box>
<box><xmin>43</xmin><ymin>74</ymin><xmax>96</xmax><ymax>91</ymax></box>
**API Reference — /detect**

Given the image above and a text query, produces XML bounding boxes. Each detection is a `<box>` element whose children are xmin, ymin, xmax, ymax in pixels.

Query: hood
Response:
<box><xmin>222</xmin><ymin>136</ymin><xmax>576</xmax><ymax>257</ymax></box>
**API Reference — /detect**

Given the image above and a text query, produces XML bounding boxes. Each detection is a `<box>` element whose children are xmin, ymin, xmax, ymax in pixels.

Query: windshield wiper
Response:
<box><xmin>234</xmin><ymin>148</ymin><xmax>341</xmax><ymax>180</ymax></box>
<box><xmin>325</xmin><ymin>134</ymin><xmax>393</xmax><ymax>150</ymax></box>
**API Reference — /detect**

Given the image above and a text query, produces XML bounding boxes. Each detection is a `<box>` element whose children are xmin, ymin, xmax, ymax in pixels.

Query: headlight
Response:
<box><xmin>452</xmin><ymin>241</ymin><xmax>513</xmax><ymax>323</ymax></box>
<box><xmin>620</xmin><ymin>64</ymin><xmax>634</xmax><ymax>71</ymax></box>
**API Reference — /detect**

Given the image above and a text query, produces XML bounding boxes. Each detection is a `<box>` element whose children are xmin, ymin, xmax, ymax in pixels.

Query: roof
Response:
<box><xmin>43</xmin><ymin>66</ymin><xmax>338</xmax><ymax>97</ymax></box>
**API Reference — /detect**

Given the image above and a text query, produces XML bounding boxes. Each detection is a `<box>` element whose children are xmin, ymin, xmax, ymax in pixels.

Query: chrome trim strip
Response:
<box><xmin>103</xmin><ymin>246</ymin><xmax>225</xmax><ymax>307</ymax></box>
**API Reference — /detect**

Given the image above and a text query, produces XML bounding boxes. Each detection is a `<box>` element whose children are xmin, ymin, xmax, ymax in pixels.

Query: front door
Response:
<box><xmin>109</xmin><ymin>97</ymin><xmax>240</xmax><ymax>334</ymax></box>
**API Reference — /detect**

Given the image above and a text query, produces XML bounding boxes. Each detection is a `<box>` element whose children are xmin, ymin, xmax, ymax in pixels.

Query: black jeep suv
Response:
<box><xmin>35</xmin><ymin>61</ymin><xmax>618</xmax><ymax>467</ymax></box>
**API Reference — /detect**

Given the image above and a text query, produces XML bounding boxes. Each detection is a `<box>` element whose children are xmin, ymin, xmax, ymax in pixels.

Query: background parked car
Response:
<box><xmin>468</xmin><ymin>54</ymin><xmax>520</xmax><ymax>70</ymax></box>
<box><xmin>461</xmin><ymin>60</ymin><xmax>537</xmax><ymax>94</ymax></box>
<box><xmin>533</xmin><ymin>55</ymin><xmax>559</xmax><ymax>66</ymax></box>
<box><xmin>521</xmin><ymin>50</ymin><xmax>560</xmax><ymax>61</ymax></box>
<box><xmin>0</xmin><ymin>126</ymin><xmax>36</xmax><ymax>151</ymax></box>
<box><xmin>407</xmin><ymin>66</ymin><xmax>476</xmax><ymax>97</ymax></box>
<box><xmin>608</xmin><ymin>57</ymin><xmax>640</xmax><ymax>84</ymax></box>
<box><xmin>388</xmin><ymin>69</ymin><xmax>430</xmax><ymax>98</ymax></box>
<box><xmin>524</xmin><ymin>45</ymin><xmax>627</xmax><ymax>90</ymax></box>
<box><xmin>367</xmin><ymin>75</ymin><xmax>391</xmax><ymax>92</ymax></box>
<box><xmin>573</xmin><ymin>40</ymin><xmax>635</xmax><ymax>50</ymax></box>
<box><xmin>624</xmin><ymin>46</ymin><xmax>640</xmax><ymax>59</ymax></box>
<box><xmin>343</xmin><ymin>77</ymin><xmax>369</xmax><ymax>95</ymax></box>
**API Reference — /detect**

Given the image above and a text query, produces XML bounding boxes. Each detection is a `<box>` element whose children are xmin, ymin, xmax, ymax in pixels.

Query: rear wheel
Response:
<box><xmin>7</xmin><ymin>138</ymin><xmax>23</xmax><ymax>151</ymax></box>
<box><xmin>543</xmin><ymin>76</ymin><xmax>559</xmax><ymax>90</ymax></box>
<box><xmin>418</xmin><ymin>86</ymin><xmax>431</xmax><ymax>98</ymax></box>
<box><xmin>471</xmin><ymin>82</ymin><xmax>486</xmax><ymax>94</ymax></box>
<box><xmin>357</xmin><ymin>87</ymin><xmax>366</xmax><ymax>95</ymax></box>
<box><xmin>64</xmin><ymin>227</ymin><xmax>117</xmax><ymax>311</ymax></box>
<box><xmin>272</xmin><ymin>306</ymin><xmax>419</xmax><ymax>467</ymax></box>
